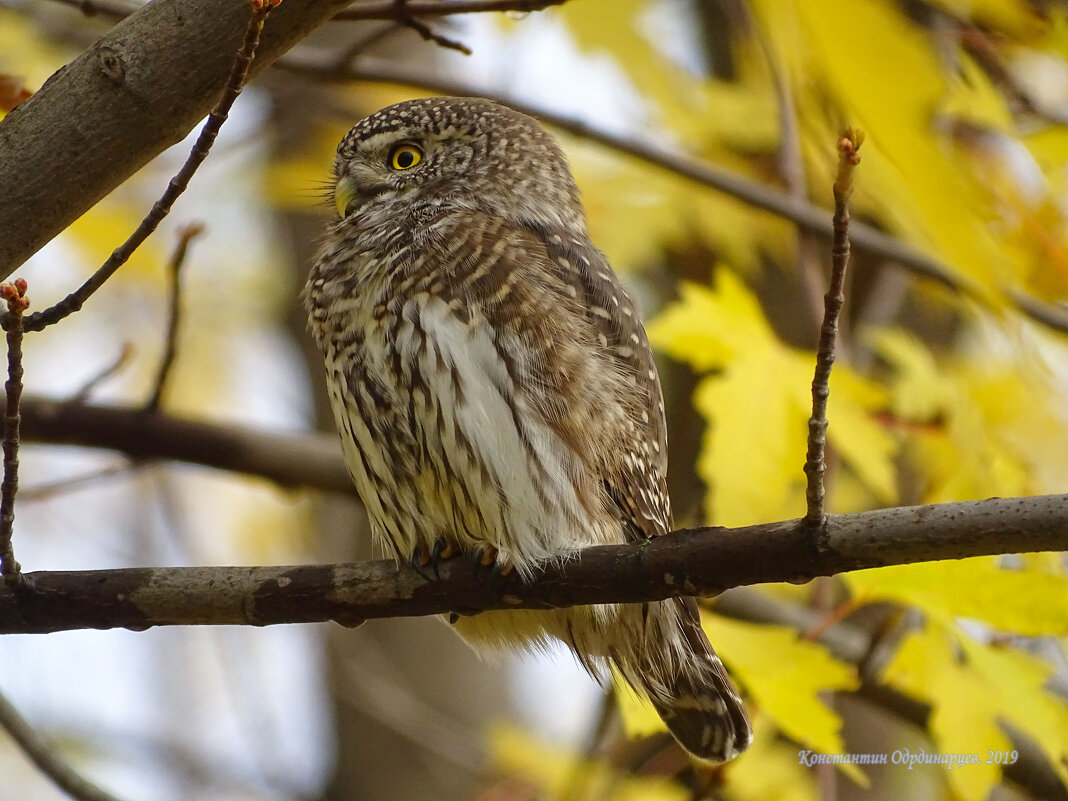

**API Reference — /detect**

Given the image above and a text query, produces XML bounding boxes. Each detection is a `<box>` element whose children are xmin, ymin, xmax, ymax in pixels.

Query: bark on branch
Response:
<box><xmin>1</xmin><ymin>494</ymin><xmax>1063</xmax><ymax>634</ymax></box>
<box><xmin>0</xmin><ymin>0</ymin><xmax>355</xmax><ymax>274</ymax></box>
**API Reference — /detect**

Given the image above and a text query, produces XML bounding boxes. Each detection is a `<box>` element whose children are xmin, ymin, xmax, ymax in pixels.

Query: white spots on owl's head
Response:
<box><xmin>335</xmin><ymin>97</ymin><xmax>587</xmax><ymax>234</ymax></box>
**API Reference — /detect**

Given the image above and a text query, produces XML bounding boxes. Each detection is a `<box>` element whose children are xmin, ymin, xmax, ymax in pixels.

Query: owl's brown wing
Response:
<box><xmin>537</xmin><ymin>229</ymin><xmax>673</xmax><ymax>540</ymax></box>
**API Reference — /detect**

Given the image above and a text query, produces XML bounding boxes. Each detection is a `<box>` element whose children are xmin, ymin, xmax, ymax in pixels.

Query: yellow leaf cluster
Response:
<box><xmin>701</xmin><ymin>613</ymin><xmax>862</xmax><ymax>783</ymax></box>
<box><xmin>882</xmin><ymin>623</ymin><xmax>1068</xmax><ymax>801</ymax></box>
<box><xmin>870</xmin><ymin>327</ymin><xmax>1068</xmax><ymax>502</ymax></box>
<box><xmin>487</xmin><ymin>723</ymin><xmax>689</xmax><ymax>801</ymax></box>
<box><xmin>648</xmin><ymin>271</ymin><xmax>895</xmax><ymax>526</ymax></box>
<box><xmin>747</xmin><ymin>0</ymin><xmax>1068</xmax><ymax>305</ymax></box>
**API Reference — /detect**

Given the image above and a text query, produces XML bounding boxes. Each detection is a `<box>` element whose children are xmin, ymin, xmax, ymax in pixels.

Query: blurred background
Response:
<box><xmin>0</xmin><ymin>1</ymin><xmax>1067</xmax><ymax>799</ymax></box>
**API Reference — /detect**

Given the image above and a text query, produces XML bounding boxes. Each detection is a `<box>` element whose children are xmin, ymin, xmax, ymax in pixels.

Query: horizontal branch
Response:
<box><xmin>1</xmin><ymin>494</ymin><xmax>1063</xmax><ymax>634</ymax></box>
<box><xmin>18</xmin><ymin>395</ymin><xmax>354</xmax><ymax>495</ymax></box>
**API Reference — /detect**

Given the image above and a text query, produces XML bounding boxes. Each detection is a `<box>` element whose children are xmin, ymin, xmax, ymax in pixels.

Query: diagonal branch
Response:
<box><xmin>0</xmin><ymin>494</ymin><xmax>1063</xmax><ymax>634</ymax></box>
<box><xmin>0</xmin><ymin>0</ymin><xmax>353</xmax><ymax>274</ymax></box>
<box><xmin>0</xmin><ymin>689</ymin><xmax>125</xmax><ymax>801</ymax></box>
<box><xmin>17</xmin><ymin>2</ymin><xmax>273</xmax><ymax>333</ymax></box>
<box><xmin>277</xmin><ymin>58</ymin><xmax>1068</xmax><ymax>336</ymax></box>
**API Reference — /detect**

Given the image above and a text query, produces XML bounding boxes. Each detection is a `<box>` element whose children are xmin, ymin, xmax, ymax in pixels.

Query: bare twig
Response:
<box><xmin>145</xmin><ymin>222</ymin><xmax>204</xmax><ymax>411</ymax></box>
<box><xmin>389</xmin><ymin>0</ymin><xmax>472</xmax><ymax>54</ymax></box>
<box><xmin>332</xmin><ymin>0</ymin><xmax>567</xmax><ymax>21</ymax></box>
<box><xmin>69</xmin><ymin>343</ymin><xmax>136</xmax><ymax>403</ymax></box>
<box><xmin>0</xmin><ymin>279</ymin><xmax>28</xmax><ymax>587</ymax></box>
<box><xmin>276</xmin><ymin>58</ymin><xmax>1068</xmax><ymax>335</ymax></box>
<box><xmin>0</xmin><ymin>493</ymin><xmax>1063</xmax><ymax>634</ymax></box>
<box><xmin>13</xmin><ymin>0</ymin><xmax>277</xmax><ymax>334</ymax></box>
<box><xmin>804</xmin><ymin>129</ymin><xmax>863</xmax><ymax>526</ymax></box>
<box><xmin>20</xmin><ymin>463</ymin><xmax>138</xmax><ymax>502</ymax></box>
<box><xmin>0</xmin><ymin>688</ymin><xmax>125</xmax><ymax>801</ymax></box>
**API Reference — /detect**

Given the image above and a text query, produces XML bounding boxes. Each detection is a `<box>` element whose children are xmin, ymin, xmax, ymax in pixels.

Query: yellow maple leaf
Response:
<box><xmin>882</xmin><ymin>622</ymin><xmax>1068</xmax><ymax>801</ymax></box>
<box><xmin>843</xmin><ymin>557</ymin><xmax>1068</xmax><ymax>636</ymax></box>
<box><xmin>488</xmin><ymin>723</ymin><xmax>689</xmax><ymax>801</ymax></box>
<box><xmin>701</xmin><ymin>612</ymin><xmax>863</xmax><ymax>783</ymax></box>
<box><xmin>727</xmin><ymin>716</ymin><xmax>821</xmax><ymax>801</ymax></box>
<box><xmin>649</xmin><ymin>272</ymin><xmax>895</xmax><ymax>526</ymax></box>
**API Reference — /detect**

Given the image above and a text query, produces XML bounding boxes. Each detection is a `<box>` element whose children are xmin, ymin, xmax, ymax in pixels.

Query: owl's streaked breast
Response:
<box><xmin>306</xmin><ymin>212</ymin><xmax>624</xmax><ymax>574</ymax></box>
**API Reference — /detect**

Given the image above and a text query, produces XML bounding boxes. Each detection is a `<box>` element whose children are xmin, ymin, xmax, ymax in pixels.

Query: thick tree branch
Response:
<box><xmin>0</xmin><ymin>0</ymin><xmax>354</xmax><ymax>274</ymax></box>
<box><xmin>0</xmin><ymin>494</ymin><xmax>1063</xmax><ymax>634</ymax></box>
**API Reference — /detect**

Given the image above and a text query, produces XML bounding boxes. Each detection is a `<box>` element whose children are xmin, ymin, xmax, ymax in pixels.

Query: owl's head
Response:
<box><xmin>331</xmin><ymin>97</ymin><xmax>586</xmax><ymax>234</ymax></box>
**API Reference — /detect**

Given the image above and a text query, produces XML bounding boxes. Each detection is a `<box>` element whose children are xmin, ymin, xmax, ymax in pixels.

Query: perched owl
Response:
<box><xmin>305</xmin><ymin>96</ymin><xmax>752</xmax><ymax>762</ymax></box>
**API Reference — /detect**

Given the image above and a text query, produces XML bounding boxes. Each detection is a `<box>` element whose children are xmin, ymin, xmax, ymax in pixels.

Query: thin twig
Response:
<box><xmin>804</xmin><ymin>129</ymin><xmax>863</xmax><ymax>526</ymax></box>
<box><xmin>390</xmin><ymin>0</ymin><xmax>472</xmax><ymax>54</ymax></box>
<box><xmin>275</xmin><ymin>58</ymin><xmax>1068</xmax><ymax>335</ymax></box>
<box><xmin>332</xmin><ymin>0</ymin><xmax>567</xmax><ymax>21</ymax></box>
<box><xmin>0</xmin><ymin>279</ymin><xmax>28</xmax><ymax>587</ymax></box>
<box><xmin>0</xmin><ymin>688</ymin><xmax>125</xmax><ymax>801</ymax></box>
<box><xmin>69</xmin><ymin>343</ymin><xmax>136</xmax><ymax>403</ymax></box>
<box><xmin>15</xmin><ymin>0</ymin><xmax>277</xmax><ymax>335</ymax></box>
<box><xmin>145</xmin><ymin>222</ymin><xmax>204</xmax><ymax>412</ymax></box>
<box><xmin>20</xmin><ymin>463</ymin><xmax>139</xmax><ymax>502</ymax></box>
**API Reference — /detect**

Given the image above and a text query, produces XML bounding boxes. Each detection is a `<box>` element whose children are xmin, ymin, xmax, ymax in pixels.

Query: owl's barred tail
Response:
<box><xmin>646</xmin><ymin>645</ymin><xmax>753</xmax><ymax>762</ymax></box>
<box><xmin>623</xmin><ymin>599</ymin><xmax>753</xmax><ymax>763</ymax></box>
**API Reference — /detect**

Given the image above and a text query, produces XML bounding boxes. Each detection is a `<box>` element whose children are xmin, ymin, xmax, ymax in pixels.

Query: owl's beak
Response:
<box><xmin>334</xmin><ymin>175</ymin><xmax>357</xmax><ymax>218</ymax></box>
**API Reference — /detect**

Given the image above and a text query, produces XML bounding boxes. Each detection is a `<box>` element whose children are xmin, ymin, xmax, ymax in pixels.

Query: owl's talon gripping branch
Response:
<box><xmin>410</xmin><ymin>537</ymin><xmax>461</xmax><ymax>581</ymax></box>
<box><xmin>470</xmin><ymin>544</ymin><xmax>515</xmax><ymax>588</ymax></box>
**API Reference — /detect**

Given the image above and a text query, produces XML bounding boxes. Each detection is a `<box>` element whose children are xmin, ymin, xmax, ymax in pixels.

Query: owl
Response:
<box><xmin>305</xmin><ymin>96</ymin><xmax>752</xmax><ymax>762</ymax></box>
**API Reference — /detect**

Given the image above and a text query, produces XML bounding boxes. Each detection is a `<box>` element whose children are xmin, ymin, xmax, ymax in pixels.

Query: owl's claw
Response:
<box><xmin>470</xmin><ymin>545</ymin><xmax>515</xmax><ymax>588</ymax></box>
<box><xmin>411</xmin><ymin>538</ymin><xmax>460</xmax><ymax>581</ymax></box>
<box><xmin>410</xmin><ymin>549</ymin><xmax>434</xmax><ymax>581</ymax></box>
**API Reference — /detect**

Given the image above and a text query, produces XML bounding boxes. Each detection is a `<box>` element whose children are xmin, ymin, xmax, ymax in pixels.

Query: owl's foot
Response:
<box><xmin>410</xmin><ymin>538</ymin><xmax>460</xmax><ymax>581</ymax></box>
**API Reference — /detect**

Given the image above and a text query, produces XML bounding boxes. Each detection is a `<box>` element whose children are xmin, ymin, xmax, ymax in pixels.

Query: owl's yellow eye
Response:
<box><xmin>389</xmin><ymin>144</ymin><xmax>422</xmax><ymax>170</ymax></box>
